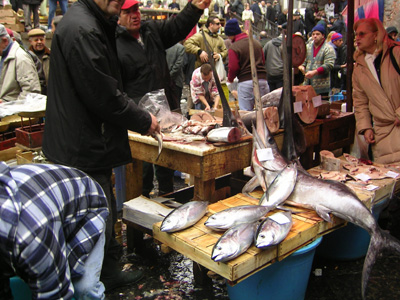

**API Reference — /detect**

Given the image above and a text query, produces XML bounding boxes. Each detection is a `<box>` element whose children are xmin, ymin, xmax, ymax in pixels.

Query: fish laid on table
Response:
<box><xmin>211</xmin><ymin>222</ymin><xmax>257</xmax><ymax>262</ymax></box>
<box><xmin>247</xmin><ymin>29</ymin><xmax>400</xmax><ymax>299</ymax></box>
<box><xmin>206</xmin><ymin>127</ymin><xmax>241</xmax><ymax>143</ymax></box>
<box><xmin>254</xmin><ymin>109</ymin><xmax>400</xmax><ymax>299</ymax></box>
<box><xmin>259</xmin><ymin>162</ymin><xmax>297</xmax><ymax>209</ymax></box>
<box><xmin>204</xmin><ymin>205</ymin><xmax>270</xmax><ymax>231</ymax></box>
<box><xmin>160</xmin><ymin>201</ymin><xmax>208</xmax><ymax>233</ymax></box>
<box><xmin>255</xmin><ymin>211</ymin><xmax>293</xmax><ymax>249</ymax></box>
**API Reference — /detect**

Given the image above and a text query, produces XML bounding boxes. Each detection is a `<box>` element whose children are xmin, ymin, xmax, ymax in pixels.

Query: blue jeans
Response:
<box><xmin>47</xmin><ymin>0</ymin><xmax>68</xmax><ymax>29</ymax></box>
<box><xmin>72</xmin><ymin>231</ymin><xmax>106</xmax><ymax>300</ymax></box>
<box><xmin>237</xmin><ymin>79</ymin><xmax>269</xmax><ymax>111</ymax></box>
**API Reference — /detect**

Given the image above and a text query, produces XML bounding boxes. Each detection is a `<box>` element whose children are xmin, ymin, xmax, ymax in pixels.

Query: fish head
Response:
<box><xmin>255</xmin><ymin>230</ymin><xmax>275</xmax><ymax>248</ymax></box>
<box><xmin>211</xmin><ymin>238</ymin><xmax>240</xmax><ymax>262</ymax></box>
<box><xmin>204</xmin><ymin>212</ymin><xmax>231</xmax><ymax>230</ymax></box>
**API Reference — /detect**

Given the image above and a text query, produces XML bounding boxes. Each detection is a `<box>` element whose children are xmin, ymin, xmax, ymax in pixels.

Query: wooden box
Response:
<box><xmin>15</xmin><ymin>123</ymin><xmax>44</xmax><ymax>149</ymax></box>
<box><xmin>153</xmin><ymin>192</ymin><xmax>345</xmax><ymax>283</ymax></box>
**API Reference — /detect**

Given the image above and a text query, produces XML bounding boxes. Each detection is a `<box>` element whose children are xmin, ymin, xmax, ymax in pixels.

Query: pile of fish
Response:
<box><xmin>160</xmin><ymin>200</ymin><xmax>295</xmax><ymax>263</ymax></box>
<box><xmin>206</xmin><ymin>206</ymin><xmax>294</xmax><ymax>262</ymax></box>
<box><xmin>242</xmin><ymin>28</ymin><xmax>400</xmax><ymax>300</ymax></box>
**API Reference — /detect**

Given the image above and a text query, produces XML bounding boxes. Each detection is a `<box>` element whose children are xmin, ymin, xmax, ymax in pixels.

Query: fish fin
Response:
<box><xmin>315</xmin><ymin>205</ymin><xmax>332</xmax><ymax>222</ymax></box>
<box><xmin>362</xmin><ymin>228</ymin><xmax>400</xmax><ymax>299</ymax></box>
<box><xmin>242</xmin><ymin>175</ymin><xmax>260</xmax><ymax>194</ymax></box>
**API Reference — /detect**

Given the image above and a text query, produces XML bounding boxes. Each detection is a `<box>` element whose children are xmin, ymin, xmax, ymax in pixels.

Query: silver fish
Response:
<box><xmin>152</xmin><ymin>131</ymin><xmax>163</xmax><ymax>161</ymax></box>
<box><xmin>160</xmin><ymin>201</ymin><xmax>208</xmax><ymax>232</ymax></box>
<box><xmin>204</xmin><ymin>205</ymin><xmax>270</xmax><ymax>231</ymax></box>
<box><xmin>255</xmin><ymin>211</ymin><xmax>293</xmax><ymax>248</ymax></box>
<box><xmin>211</xmin><ymin>222</ymin><xmax>257</xmax><ymax>262</ymax></box>
<box><xmin>260</xmin><ymin>122</ymin><xmax>400</xmax><ymax>299</ymax></box>
<box><xmin>259</xmin><ymin>162</ymin><xmax>297</xmax><ymax>209</ymax></box>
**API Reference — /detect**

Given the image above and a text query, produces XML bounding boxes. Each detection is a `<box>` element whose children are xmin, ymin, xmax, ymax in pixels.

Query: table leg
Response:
<box><xmin>193</xmin><ymin>262</ymin><xmax>213</xmax><ymax>288</ymax></box>
<box><xmin>193</xmin><ymin>177</ymin><xmax>215</xmax><ymax>202</ymax></box>
<box><xmin>125</xmin><ymin>159</ymin><xmax>143</xmax><ymax>201</ymax></box>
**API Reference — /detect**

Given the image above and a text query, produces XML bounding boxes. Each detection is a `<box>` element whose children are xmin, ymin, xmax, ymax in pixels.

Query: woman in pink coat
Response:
<box><xmin>353</xmin><ymin>18</ymin><xmax>400</xmax><ymax>164</ymax></box>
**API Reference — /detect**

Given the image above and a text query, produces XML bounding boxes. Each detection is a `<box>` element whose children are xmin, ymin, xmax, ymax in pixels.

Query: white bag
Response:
<box><xmin>214</xmin><ymin>54</ymin><xmax>226</xmax><ymax>83</ymax></box>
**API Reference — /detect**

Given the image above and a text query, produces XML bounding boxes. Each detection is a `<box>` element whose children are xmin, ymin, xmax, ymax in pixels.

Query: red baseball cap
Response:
<box><xmin>5</xmin><ymin>27</ymin><xmax>14</xmax><ymax>38</ymax></box>
<box><xmin>121</xmin><ymin>0</ymin><xmax>139</xmax><ymax>9</ymax></box>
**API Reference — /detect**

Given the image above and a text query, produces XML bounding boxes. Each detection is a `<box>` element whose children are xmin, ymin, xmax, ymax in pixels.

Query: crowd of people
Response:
<box><xmin>1</xmin><ymin>0</ymin><xmax>400</xmax><ymax>299</ymax></box>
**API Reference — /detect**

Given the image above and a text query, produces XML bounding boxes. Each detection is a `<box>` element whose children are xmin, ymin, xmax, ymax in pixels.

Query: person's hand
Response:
<box><xmin>298</xmin><ymin>65</ymin><xmax>305</xmax><ymax>74</ymax></box>
<box><xmin>364</xmin><ymin>128</ymin><xmax>375</xmax><ymax>144</ymax></box>
<box><xmin>146</xmin><ymin>113</ymin><xmax>160</xmax><ymax>135</ymax></box>
<box><xmin>395</xmin><ymin>117</ymin><xmax>400</xmax><ymax>127</ymax></box>
<box><xmin>199</xmin><ymin>51</ymin><xmax>209</xmax><ymax>63</ymax></box>
<box><xmin>191</xmin><ymin>0</ymin><xmax>211</xmax><ymax>10</ymax></box>
<box><xmin>213</xmin><ymin>52</ymin><xmax>220</xmax><ymax>61</ymax></box>
<box><xmin>231</xmin><ymin>90</ymin><xmax>238</xmax><ymax>99</ymax></box>
<box><xmin>204</xmin><ymin>105</ymin><xmax>211</xmax><ymax>111</ymax></box>
<box><xmin>305</xmin><ymin>70</ymin><xmax>317</xmax><ymax>79</ymax></box>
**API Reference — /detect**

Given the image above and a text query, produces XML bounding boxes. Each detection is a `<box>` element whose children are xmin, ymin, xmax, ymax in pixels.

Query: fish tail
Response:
<box><xmin>362</xmin><ymin>227</ymin><xmax>400</xmax><ymax>299</ymax></box>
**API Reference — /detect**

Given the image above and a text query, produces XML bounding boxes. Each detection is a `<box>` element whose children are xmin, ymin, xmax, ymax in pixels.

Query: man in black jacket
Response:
<box><xmin>42</xmin><ymin>0</ymin><xmax>206</xmax><ymax>292</ymax></box>
<box><xmin>116</xmin><ymin>0</ymin><xmax>205</xmax><ymax>198</ymax></box>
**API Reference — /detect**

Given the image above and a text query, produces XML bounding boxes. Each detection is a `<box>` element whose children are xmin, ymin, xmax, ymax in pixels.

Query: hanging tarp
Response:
<box><xmin>341</xmin><ymin>0</ymin><xmax>384</xmax><ymax>24</ymax></box>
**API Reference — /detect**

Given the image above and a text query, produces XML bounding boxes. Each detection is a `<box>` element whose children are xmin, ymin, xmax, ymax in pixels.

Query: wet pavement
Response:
<box><xmin>106</xmin><ymin>176</ymin><xmax>400</xmax><ymax>300</ymax></box>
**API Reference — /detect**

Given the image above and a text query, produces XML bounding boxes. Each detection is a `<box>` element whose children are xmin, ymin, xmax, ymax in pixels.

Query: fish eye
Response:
<box><xmin>211</xmin><ymin>216</ymin><xmax>216</xmax><ymax>220</ymax></box>
<box><xmin>260</xmin><ymin>234</ymin><xmax>265</xmax><ymax>238</ymax></box>
<box><xmin>268</xmin><ymin>137</ymin><xmax>274</xmax><ymax>144</ymax></box>
<box><xmin>217</xmin><ymin>246</ymin><xmax>222</xmax><ymax>250</ymax></box>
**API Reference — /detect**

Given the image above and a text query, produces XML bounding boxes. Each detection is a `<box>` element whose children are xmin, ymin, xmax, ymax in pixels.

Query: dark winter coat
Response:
<box><xmin>116</xmin><ymin>2</ymin><xmax>202</xmax><ymax>108</ymax></box>
<box><xmin>43</xmin><ymin>0</ymin><xmax>152</xmax><ymax>172</ymax></box>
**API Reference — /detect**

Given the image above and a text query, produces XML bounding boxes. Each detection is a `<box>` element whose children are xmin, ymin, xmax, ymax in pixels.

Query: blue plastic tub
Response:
<box><xmin>10</xmin><ymin>277</ymin><xmax>76</xmax><ymax>300</ymax></box>
<box><xmin>226</xmin><ymin>237</ymin><xmax>323</xmax><ymax>300</ymax></box>
<box><xmin>316</xmin><ymin>198</ymin><xmax>389</xmax><ymax>260</ymax></box>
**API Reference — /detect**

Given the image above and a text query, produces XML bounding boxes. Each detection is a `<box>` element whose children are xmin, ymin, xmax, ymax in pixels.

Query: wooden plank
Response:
<box><xmin>153</xmin><ymin>193</ymin><xmax>345</xmax><ymax>282</ymax></box>
<box><xmin>0</xmin><ymin>146</ymin><xmax>18</xmax><ymax>161</ymax></box>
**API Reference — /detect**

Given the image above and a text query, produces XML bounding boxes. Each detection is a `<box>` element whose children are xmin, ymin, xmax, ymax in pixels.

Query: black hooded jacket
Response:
<box><xmin>116</xmin><ymin>2</ymin><xmax>203</xmax><ymax>108</ymax></box>
<box><xmin>43</xmin><ymin>0</ymin><xmax>152</xmax><ymax>172</ymax></box>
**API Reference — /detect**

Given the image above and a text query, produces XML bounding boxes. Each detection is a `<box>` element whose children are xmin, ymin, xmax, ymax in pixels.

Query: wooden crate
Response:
<box><xmin>15</xmin><ymin>123</ymin><xmax>44</xmax><ymax>149</ymax></box>
<box><xmin>153</xmin><ymin>192</ymin><xmax>345</xmax><ymax>283</ymax></box>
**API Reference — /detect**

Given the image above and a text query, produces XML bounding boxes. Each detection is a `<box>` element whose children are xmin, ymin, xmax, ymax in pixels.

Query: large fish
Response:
<box><xmin>204</xmin><ymin>205</ymin><xmax>270</xmax><ymax>231</ymax></box>
<box><xmin>160</xmin><ymin>201</ymin><xmax>208</xmax><ymax>232</ymax></box>
<box><xmin>255</xmin><ymin>211</ymin><xmax>293</xmax><ymax>249</ymax></box>
<box><xmin>211</xmin><ymin>222</ymin><xmax>257</xmax><ymax>262</ymax></box>
<box><xmin>259</xmin><ymin>162</ymin><xmax>297</xmax><ymax>209</ymax></box>
<box><xmin>256</xmin><ymin>114</ymin><xmax>400</xmax><ymax>299</ymax></box>
<box><xmin>249</xmin><ymin>28</ymin><xmax>400</xmax><ymax>298</ymax></box>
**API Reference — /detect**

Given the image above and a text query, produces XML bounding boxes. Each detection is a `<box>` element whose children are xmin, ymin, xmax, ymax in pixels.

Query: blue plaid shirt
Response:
<box><xmin>0</xmin><ymin>162</ymin><xmax>109</xmax><ymax>299</ymax></box>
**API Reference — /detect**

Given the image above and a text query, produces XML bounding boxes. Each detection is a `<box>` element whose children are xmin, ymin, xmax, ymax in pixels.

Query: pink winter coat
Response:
<box><xmin>353</xmin><ymin>38</ymin><xmax>400</xmax><ymax>164</ymax></box>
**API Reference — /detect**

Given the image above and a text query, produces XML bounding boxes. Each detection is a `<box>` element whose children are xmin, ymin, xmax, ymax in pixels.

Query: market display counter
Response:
<box><xmin>152</xmin><ymin>192</ymin><xmax>344</xmax><ymax>284</ymax></box>
<box><xmin>142</xmin><ymin>155</ymin><xmax>400</xmax><ymax>285</ymax></box>
<box><xmin>127</xmin><ymin>131</ymin><xmax>253</xmax><ymax>202</ymax></box>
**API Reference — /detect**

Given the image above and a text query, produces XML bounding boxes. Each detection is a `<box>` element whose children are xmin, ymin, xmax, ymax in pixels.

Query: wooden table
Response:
<box><xmin>151</xmin><ymin>156</ymin><xmax>400</xmax><ymax>285</ymax></box>
<box><xmin>127</xmin><ymin>131</ymin><xmax>253</xmax><ymax>202</ymax></box>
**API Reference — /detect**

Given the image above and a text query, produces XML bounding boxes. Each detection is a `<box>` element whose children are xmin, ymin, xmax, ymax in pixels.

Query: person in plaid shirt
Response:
<box><xmin>0</xmin><ymin>162</ymin><xmax>109</xmax><ymax>299</ymax></box>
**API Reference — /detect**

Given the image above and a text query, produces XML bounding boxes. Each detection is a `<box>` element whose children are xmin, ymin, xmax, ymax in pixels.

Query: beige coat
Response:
<box><xmin>353</xmin><ymin>39</ymin><xmax>400</xmax><ymax>164</ymax></box>
<box><xmin>0</xmin><ymin>42</ymin><xmax>41</xmax><ymax>101</ymax></box>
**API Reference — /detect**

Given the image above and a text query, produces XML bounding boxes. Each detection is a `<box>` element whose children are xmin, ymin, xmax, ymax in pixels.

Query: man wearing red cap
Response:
<box><xmin>43</xmin><ymin>0</ymin><xmax>212</xmax><ymax>293</ymax></box>
<box><xmin>116</xmin><ymin>0</ymin><xmax>208</xmax><ymax>200</ymax></box>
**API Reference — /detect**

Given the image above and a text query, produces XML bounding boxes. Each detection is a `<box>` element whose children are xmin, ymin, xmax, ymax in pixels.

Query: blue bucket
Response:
<box><xmin>316</xmin><ymin>198</ymin><xmax>388</xmax><ymax>260</ymax></box>
<box><xmin>227</xmin><ymin>237</ymin><xmax>323</xmax><ymax>300</ymax></box>
<box><xmin>10</xmin><ymin>277</ymin><xmax>76</xmax><ymax>300</ymax></box>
